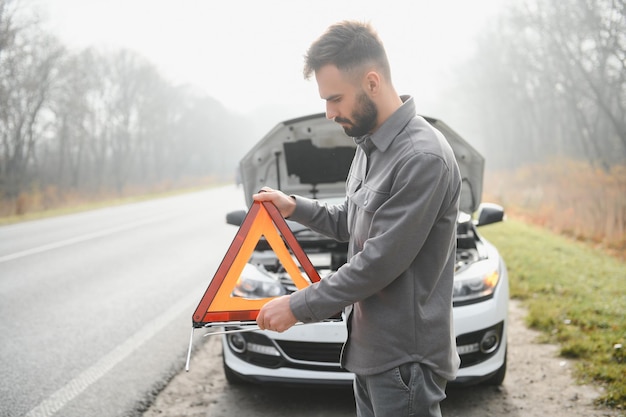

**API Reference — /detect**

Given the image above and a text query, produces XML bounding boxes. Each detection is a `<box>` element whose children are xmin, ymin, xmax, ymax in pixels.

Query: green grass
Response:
<box><xmin>479</xmin><ymin>219</ymin><xmax>626</xmax><ymax>410</ymax></box>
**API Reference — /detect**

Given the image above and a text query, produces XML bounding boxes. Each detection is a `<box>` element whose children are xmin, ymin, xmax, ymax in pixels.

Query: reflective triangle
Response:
<box><xmin>192</xmin><ymin>201</ymin><xmax>321</xmax><ymax>327</ymax></box>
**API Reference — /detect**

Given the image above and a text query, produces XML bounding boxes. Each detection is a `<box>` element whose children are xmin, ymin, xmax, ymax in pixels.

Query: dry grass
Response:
<box><xmin>485</xmin><ymin>160</ymin><xmax>626</xmax><ymax>259</ymax></box>
<box><xmin>0</xmin><ymin>176</ymin><xmax>225</xmax><ymax>225</ymax></box>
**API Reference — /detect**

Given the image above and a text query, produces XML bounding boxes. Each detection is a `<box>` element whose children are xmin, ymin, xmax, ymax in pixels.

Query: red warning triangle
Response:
<box><xmin>192</xmin><ymin>201</ymin><xmax>321</xmax><ymax>327</ymax></box>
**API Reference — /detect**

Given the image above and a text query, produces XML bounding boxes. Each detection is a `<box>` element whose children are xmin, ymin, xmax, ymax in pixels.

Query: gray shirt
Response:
<box><xmin>289</xmin><ymin>96</ymin><xmax>461</xmax><ymax>380</ymax></box>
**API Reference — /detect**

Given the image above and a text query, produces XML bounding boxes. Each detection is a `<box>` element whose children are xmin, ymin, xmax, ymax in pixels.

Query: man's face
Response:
<box><xmin>338</xmin><ymin>91</ymin><xmax>378</xmax><ymax>137</ymax></box>
<box><xmin>315</xmin><ymin>64</ymin><xmax>378</xmax><ymax>137</ymax></box>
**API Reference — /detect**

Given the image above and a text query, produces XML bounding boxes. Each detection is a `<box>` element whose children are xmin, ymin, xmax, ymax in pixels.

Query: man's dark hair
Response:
<box><xmin>303</xmin><ymin>20</ymin><xmax>391</xmax><ymax>82</ymax></box>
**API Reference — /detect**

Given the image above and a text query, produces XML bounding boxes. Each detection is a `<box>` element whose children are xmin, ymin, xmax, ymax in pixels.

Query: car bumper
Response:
<box><xmin>222</xmin><ymin>321</ymin><xmax>354</xmax><ymax>386</ymax></box>
<box><xmin>222</xmin><ymin>272</ymin><xmax>509</xmax><ymax>386</ymax></box>
<box><xmin>452</xmin><ymin>266</ymin><xmax>509</xmax><ymax>385</ymax></box>
<box><xmin>222</xmin><ymin>342</ymin><xmax>354</xmax><ymax>386</ymax></box>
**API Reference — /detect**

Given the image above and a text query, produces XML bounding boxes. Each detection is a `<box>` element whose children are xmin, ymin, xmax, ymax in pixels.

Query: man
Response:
<box><xmin>254</xmin><ymin>20</ymin><xmax>461</xmax><ymax>417</ymax></box>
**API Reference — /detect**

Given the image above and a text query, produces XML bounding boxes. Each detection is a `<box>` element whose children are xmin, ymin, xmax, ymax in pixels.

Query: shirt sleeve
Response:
<box><xmin>289</xmin><ymin>195</ymin><xmax>351</xmax><ymax>243</ymax></box>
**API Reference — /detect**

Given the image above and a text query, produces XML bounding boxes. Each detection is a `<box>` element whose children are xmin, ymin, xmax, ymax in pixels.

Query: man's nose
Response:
<box><xmin>325</xmin><ymin>103</ymin><xmax>337</xmax><ymax>120</ymax></box>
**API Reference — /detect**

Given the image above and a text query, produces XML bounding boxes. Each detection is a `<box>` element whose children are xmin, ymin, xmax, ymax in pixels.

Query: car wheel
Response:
<box><xmin>483</xmin><ymin>348</ymin><xmax>507</xmax><ymax>386</ymax></box>
<box><xmin>222</xmin><ymin>355</ymin><xmax>247</xmax><ymax>385</ymax></box>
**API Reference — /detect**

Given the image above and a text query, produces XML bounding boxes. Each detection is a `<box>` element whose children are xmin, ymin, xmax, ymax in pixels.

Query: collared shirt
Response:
<box><xmin>289</xmin><ymin>96</ymin><xmax>461</xmax><ymax>380</ymax></box>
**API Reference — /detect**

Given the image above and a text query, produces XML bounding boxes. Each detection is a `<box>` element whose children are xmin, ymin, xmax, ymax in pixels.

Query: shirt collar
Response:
<box><xmin>354</xmin><ymin>95</ymin><xmax>415</xmax><ymax>154</ymax></box>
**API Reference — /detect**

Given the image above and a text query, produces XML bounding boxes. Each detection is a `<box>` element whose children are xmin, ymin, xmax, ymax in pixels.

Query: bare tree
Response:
<box><xmin>0</xmin><ymin>0</ymin><xmax>256</xmax><ymax>214</ymax></box>
<box><xmin>452</xmin><ymin>0</ymin><xmax>625</xmax><ymax>169</ymax></box>
<box><xmin>0</xmin><ymin>0</ymin><xmax>64</xmax><ymax>206</ymax></box>
<box><xmin>522</xmin><ymin>0</ymin><xmax>626</xmax><ymax>165</ymax></box>
<box><xmin>46</xmin><ymin>48</ymin><xmax>101</xmax><ymax>193</ymax></box>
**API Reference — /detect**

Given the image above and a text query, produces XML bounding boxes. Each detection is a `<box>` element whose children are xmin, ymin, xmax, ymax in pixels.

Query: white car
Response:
<box><xmin>221</xmin><ymin>113</ymin><xmax>508</xmax><ymax>386</ymax></box>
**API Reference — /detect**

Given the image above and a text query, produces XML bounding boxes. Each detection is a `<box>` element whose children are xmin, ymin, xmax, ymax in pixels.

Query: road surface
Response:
<box><xmin>0</xmin><ymin>185</ymin><xmax>245</xmax><ymax>417</ymax></box>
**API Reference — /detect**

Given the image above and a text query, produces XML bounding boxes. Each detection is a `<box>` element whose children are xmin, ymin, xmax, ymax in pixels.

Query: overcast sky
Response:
<box><xmin>33</xmin><ymin>0</ymin><xmax>510</xmax><ymax>120</ymax></box>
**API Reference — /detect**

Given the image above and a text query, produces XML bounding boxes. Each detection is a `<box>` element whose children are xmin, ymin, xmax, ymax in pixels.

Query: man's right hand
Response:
<box><xmin>253</xmin><ymin>186</ymin><xmax>297</xmax><ymax>218</ymax></box>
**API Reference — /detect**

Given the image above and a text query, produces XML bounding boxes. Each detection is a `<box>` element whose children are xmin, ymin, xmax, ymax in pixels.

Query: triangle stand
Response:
<box><xmin>186</xmin><ymin>201</ymin><xmax>321</xmax><ymax>371</ymax></box>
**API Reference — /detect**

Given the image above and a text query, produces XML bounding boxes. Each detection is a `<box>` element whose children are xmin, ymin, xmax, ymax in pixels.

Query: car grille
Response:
<box><xmin>226</xmin><ymin>331</ymin><xmax>348</xmax><ymax>372</ymax></box>
<box><xmin>276</xmin><ymin>340</ymin><xmax>343</xmax><ymax>364</ymax></box>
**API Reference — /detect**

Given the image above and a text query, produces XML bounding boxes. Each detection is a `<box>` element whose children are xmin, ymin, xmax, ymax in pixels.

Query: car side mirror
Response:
<box><xmin>226</xmin><ymin>209</ymin><xmax>247</xmax><ymax>226</ymax></box>
<box><xmin>476</xmin><ymin>203</ymin><xmax>505</xmax><ymax>227</ymax></box>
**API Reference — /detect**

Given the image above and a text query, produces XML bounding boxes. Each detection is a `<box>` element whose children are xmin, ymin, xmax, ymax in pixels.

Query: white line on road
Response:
<box><xmin>0</xmin><ymin>213</ymin><xmax>179</xmax><ymax>264</ymax></box>
<box><xmin>24</xmin><ymin>288</ymin><xmax>202</xmax><ymax>417</ymax></box>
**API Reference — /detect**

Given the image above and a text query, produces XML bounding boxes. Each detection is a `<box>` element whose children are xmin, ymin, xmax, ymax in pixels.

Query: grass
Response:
<box><xmin>479</xmin><ymin>218</ymin><xmax>626</xmax><ymax>410</ymax></box>
<box><xmin>485</xmin><ymin>161</ymin><xmax>626</xmax><ymax>258</ymax></box>
<box><xmin>0</xmin><ymin>180</ymin><xmax>225</xmax><ymax>226</ymax></box>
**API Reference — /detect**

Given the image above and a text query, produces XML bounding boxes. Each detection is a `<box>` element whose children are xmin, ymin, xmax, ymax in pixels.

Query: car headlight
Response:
<box><xmin>453</xmin><ymin>269</ymin><xmax>500</xmax><ymax>305</ymax></box>
<box><xmin>232</xmin><ymin>263</ymin><xmax>286</xmax><ymax>299</ymax></box>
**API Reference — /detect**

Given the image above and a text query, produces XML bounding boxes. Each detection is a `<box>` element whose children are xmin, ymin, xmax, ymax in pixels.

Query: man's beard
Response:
<box><xmin>335</xmin><ymin>92</ymin><xmax>378</xmax><ymax>137</ymax></box>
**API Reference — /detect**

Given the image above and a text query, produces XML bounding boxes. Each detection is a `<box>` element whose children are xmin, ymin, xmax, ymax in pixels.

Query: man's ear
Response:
<box><xmin>363</xmin><ymin>71</ymin><xmax>381</xmax><ymax>95</ymax></box>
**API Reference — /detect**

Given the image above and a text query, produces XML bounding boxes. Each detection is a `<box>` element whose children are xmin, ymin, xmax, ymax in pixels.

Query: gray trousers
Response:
<box><xmin>354</xmin><ymin>362</ymin><xmax>447</xmax><ymax>417</ymax></box>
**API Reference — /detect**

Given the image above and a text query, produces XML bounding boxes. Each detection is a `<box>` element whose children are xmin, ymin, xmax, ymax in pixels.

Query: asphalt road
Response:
<box><xmin>0</xmin><ymin>185</ymin><xmax>247</xmax><ymax>417</ymax></box>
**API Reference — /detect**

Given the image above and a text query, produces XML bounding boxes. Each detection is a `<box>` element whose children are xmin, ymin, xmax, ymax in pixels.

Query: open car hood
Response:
<box><xmin>239</xmin><ymin>113</ymin><xmax>484</xmax><ymax>214</ymax></box>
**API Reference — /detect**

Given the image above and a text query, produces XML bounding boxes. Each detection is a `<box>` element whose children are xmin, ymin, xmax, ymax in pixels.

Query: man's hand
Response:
<box><xmin>253</xmin><ymin>187</ymin><xmax>296</xmax><ymax>218</ymax></box>
<box><xmin>256</xmin><ymin>295</ymin><xmax>298</xmax><ymax>333</ymax></box>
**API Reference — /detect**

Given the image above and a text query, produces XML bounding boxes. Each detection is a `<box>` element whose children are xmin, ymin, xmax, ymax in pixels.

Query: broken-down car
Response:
<box><xmin>222</xmin><ymin>113</ymin><xmax>508</xmax><ymax>387</ymax></box>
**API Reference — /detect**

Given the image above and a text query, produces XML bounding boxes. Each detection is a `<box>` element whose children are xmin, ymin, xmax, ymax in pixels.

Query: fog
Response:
<box><xmin>2</xmin><ymin>0</ymin><xmax>624</xmax><ymax>218</ymax></box>
<box><xmin>37</xmin><ymin>0</ymin><xmax>508</xmax><ymax>118</ymax></box>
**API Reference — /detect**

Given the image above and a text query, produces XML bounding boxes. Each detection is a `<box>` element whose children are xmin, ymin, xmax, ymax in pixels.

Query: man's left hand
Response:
<box><xmin>256</xmin><ymin>295</ymin><xmax>298</xmax><ymax>332</ymax></box>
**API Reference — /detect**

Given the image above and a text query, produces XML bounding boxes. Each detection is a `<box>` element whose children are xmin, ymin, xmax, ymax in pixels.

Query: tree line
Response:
<box><xmin>0</xmin><ymin>0</ymin><xmax>253</xmax><ymax>214</ymax></box>
<box><xmin>1</xmin><ymin>0</ymin><xmax>624</xmax><ymax>218</ymax></box>
<box><xmin>453</xmin><ymin>0</ymin><xmax>625</xmax><ymax>171</ymax></box>
<box><xmin>447</xmin><ymin>0</ymin><xmax>625</xmax><ymax>252</ymax></box>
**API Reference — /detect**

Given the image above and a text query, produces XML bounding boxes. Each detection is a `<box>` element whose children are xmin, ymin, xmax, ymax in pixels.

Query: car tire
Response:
<box><xmin>483</xmin><ymin>348</ymin><xmax>507</xmax><ymax>386</ymax></box>
<box><xmin>222</xmin><ymin>355</ymin><xmax>247</xmax><ymax>385</ymax></box>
